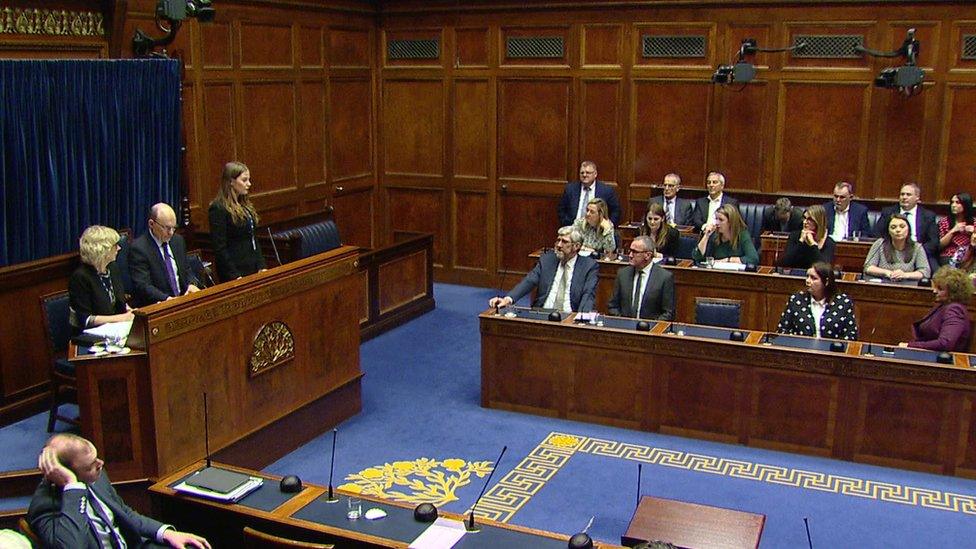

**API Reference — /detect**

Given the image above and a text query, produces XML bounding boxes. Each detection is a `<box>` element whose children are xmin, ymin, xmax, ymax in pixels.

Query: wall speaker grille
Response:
<box><xmin>963</xmin><ymin>34</ymin><xmax>976</xmax><ymax>60</ymax></box>
<box><xmin>506</xmin><ymin>36</ymin><xmax>564</xmax><ymax>59</ymax></box>
<box><xmin>641</xmin><ymin>35</ymin><xmax>706</xmax><ymax>58</ymax></box>
<box><xmin>388</xmin><ymin>38</ymin><xmax>440</xmax><ymax>60</ymax></box>
<box><xmin>792</xmin><ymin>34</ymin><xmax>864</xmax><ymax>59</ymax></box>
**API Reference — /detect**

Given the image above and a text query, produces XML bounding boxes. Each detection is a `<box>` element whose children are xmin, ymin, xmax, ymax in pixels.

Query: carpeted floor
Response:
<box><xmin>4</xmin><ymin>283</ymin><xmax>976</xmax><ymax>546</ymax></box>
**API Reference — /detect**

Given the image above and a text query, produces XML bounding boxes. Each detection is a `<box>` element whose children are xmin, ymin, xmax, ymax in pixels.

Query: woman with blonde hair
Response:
<box><xmin>572</xmin><ymin>197</ymin><xmax>616</xmax><ymax>254</ymax></box>
<box><xmin>208</xmin><ymin>161</ymin><xmax>266</xmax><ymax>281</ymax></box>
<box><xmin>68</xmin><ymin>225</ymin><xmax>133</xmax><ymax>334</ymax></box>
<box><xmin>779</xmin><ymin>204</ymin><xmax>836</xmax><ymax>268</ymax></box>
<box><xmin>640</xmin><ymin>202</ymin><xmax>680</xmax><ymax>258</ymax></box>
<box><xmin>692</xmin><ymin>204</ymin><xmax>759</xmax><ymax>265</ymax></box>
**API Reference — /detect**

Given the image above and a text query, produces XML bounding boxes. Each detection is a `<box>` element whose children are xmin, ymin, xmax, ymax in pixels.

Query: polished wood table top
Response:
<box><xmin>621</xmin><ymin>495</ymin><xmax>765</xmax><ymax>549</ymax></box>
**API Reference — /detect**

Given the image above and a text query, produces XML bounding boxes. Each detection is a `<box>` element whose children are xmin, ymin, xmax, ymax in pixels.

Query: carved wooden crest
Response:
<box><xmin>249</xmin><ymin>321</ymin><xmax>295</xmax><ymax>377</ymax></box>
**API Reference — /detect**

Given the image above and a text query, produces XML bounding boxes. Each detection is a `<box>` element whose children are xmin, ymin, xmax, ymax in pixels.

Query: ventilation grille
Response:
<box><xmin>506</xmin><ymin>36</ymin><xmax>564</xmax><ymax>59</ymax></box>
<box><xmin>792</xmin><ymin>34</ymin><xmax>864</xmax><ymax>58</ymax></box>
<box><xmin>641</xmin><ymin>35</ymin><xmax>706</xmax><ymax>58</ymax></box>
<box><xmin>963</xmin><ymin>34</ymin><xmax>976</xmax><ymax>60</ymax></box>
<box><xmin>388</xmin><ymin>39</ymin><xmax>440</xmax><ymax>60</ymax></box>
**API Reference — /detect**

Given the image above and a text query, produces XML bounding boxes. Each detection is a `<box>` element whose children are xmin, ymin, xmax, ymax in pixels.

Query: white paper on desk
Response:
<box><xmin>83</xmin><ymin>320</ymin><xmax>133</xmax><ymax>340</ymax></box>
<box><xmin>408</xmin><ymin>517</ymin><xmax>466</xmax><ymax>549</ymax></box>
<box><xmin>711</xmin><ymin>262</ymin><xmax>747</xmax><ymax>271</ymax></box>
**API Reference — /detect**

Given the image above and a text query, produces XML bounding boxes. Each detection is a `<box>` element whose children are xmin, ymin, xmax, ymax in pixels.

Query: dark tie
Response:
<box><xmin>577</xmin><ymin>187</ymin><xmax>590</xmax><ymax>220</ymax></box>
<box><xmin>86</xmin><ymin>487</ymin><xmax>125</xmax><ymax>549</ymax></box>
<box><xmin>162</xmin><ymin>243</ymin><xmax>180</xmax><ymax>296</ymax></box>
<box><xmin>632</xmin><ymin>270</ymin><xmax>643</xmax><ymax>318</ymax></box>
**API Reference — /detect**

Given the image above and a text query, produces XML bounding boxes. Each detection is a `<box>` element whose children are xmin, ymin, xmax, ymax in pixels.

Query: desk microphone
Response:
<box><xmin>266</xmin><ymin>227</ymin><xmax>283</xmax><ymax>266</ymax></box>
<box><xmin>203</xmin><ymin>392</ymin><xmax>212</xmax><ymax>468</ymax></box>
<box><xmin>467</xmin><ymin>445</ymin><xmax>507</xmax><ymax>532</ymax></box>
<box><xmin>864</xmin><ymin>303</ymin><xmax>886</xmax><ymax>356</ymax></box>
<box><xmin>636</xmin><ymin>462</ymin><xmax>642</xmax><ymax>509</ymax></box>
<box><xmin>568</xmin><ymin>516</ymin><xmax>595</xmax><ymax>549</ymax></box>
<box><xmin>326</xmin><ymin>428</ymin><xmax>339</xmax><ymax>502</ymax></box>
<box><xmin>804</xmin><ymin>516</ymin><xmax>814</xmax><ymax>549</ymax></box>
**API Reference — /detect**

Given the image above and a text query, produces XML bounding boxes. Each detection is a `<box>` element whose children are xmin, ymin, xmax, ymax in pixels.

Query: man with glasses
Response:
<box><xmin>28</xmin><ymin>433</ymin><xmax>210</xmax><ymax>549</ymax></box>
<box><xmin>648</xmin><ymin>173</ymin><xmax>693</xmax><ymax>226</ymax></box>
<box><xmin>129</xmin><ymin>202</ymin><xmax>200</xmax><ymax>306</ymax></box>
<box><xmin>557</xmin><ymin>161</ymin><xmax>621</xmax><ymax>227</ymax></box>
<box><xmin>822</xmin><ymin>181</ymin><xmax>870</xmax><ymax>241</ymax></box>
<box><xmin>489</xmin><ymin>226</ymin><xmax>598</xmax><ymax>313</ymax></box>
<box><xmin>607</xmin><ymin>236</ymin><xmax>675</xmax><ymax>320</ymax></box>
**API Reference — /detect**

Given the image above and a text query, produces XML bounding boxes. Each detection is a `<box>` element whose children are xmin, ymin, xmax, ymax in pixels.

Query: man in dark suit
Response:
<box><xmin>823</xmin><ymin>181</ymin><xmax>871</xmax><ymax>240</ymax></box>
<box><xmin>489</xmin><ymin>226</ymin><xmax>598</xmax><ymax>312</ymax></box>
<box><xmin>690</xmin><ymin>171</ymin><xmax>739</xmax><ymax>231</ymax></box>
<box><xmin>557</xmin><ymin>161</ymin><xmax>621</xmax><ymax>227</ymax></box>
<box><xmin>608</xmin><ymin>236</ymin><xmax>675</xmax><ymax>320</ymax></box>
<box><xmin>648</xmin><ymin>173</ymin><xmax>693</xmax><ymax>226</ymax></box>
<box><xmin>875</xmin><ymin>182</ymin><xmax>940</xmax><ymax>269</ymax></box>
<box><xmin>761</xmin><ymin>197</ymin><xmax>804</xmax><ymax>233</ymax></box>
<box><xmin>28</xmin><ymin>433</ymin><xmax>209</xmax><ymax>549</ymax></box>
<box><xmin>129</xmin><ymin>203</ymin><xmax>201</xmax><ymax>307</ymax></box>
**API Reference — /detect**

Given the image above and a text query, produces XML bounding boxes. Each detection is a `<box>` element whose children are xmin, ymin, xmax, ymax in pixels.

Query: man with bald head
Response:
<box><xmin>129</xmin><ymin>203</ymin><xmax>200</xmax><ymax>306</ymax></box>
<box><xmin>28</xmin><ymin>433</ymin><xmax>210</xmax><ymax>548</ymax></box>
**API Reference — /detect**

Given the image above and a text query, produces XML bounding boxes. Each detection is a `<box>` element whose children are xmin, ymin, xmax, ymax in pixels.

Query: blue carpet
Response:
<box><xmin>265</xmin><ymin>283</ymin><xmax>976</xmax><ymax>547</ymax></box>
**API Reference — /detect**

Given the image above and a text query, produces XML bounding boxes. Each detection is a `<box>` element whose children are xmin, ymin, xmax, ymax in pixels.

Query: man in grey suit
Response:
<box><xmin>608</xmin><ymin>236</ymin><xmax>675</xmax><ymax>320</ymax></box>
<box><xmin>489</xmin><ymin>226</ymin><xmax>598</xmax><ymax>312</ymax></box>
<box><xmin>648</xmin><ymin>173</ymin><xmax>693</xmax><ymax>226</ymax></box>
<box><xmin>28</xmin><ymin>433</ymin><xmax>210</xmax><ymax>549</ymax></box>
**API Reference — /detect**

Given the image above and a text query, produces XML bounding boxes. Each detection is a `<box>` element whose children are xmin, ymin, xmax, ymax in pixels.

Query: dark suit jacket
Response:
<box><xmin>208</xmin><ymin>203</ymin><xmax>266</xmax><ymax>281</ymax></box>
<box><xmin>778</xmin><ymin>231</ymin><xmax>836</xmax><ymax>268</ymax></box>
<box><xmin>128</xmin><ymin>233</ymin><xmax>199</xmax><ymax>307</ymax></box>
<box><xmin>690</xmin><ymin>194</ymin><xmax>739</xmax><ymax>230</ymax></box>
<box><xmin>761</xmin><ymin>208</ymin><xmax>804</xmax><ymax>233</ymax></box>
<box><xmin>507</xmin><ymin>252</ymin><xmax>598</xmax><ymax>312</ymax></box>
<box><xmin>875</xmin><ymin>205</ymin><xmax>940</xmax><ymax>269</ymax></box>
<box><xmin>68</xmin><ymin>263</ymin><xmax>127</xmax><ymax>334</ymax></box>
<box><xmin>28</xmin><ymin>471</ymin><xmax>168</xmax><ymax>549</ymax></box>
<box><xmin>776</xmin><ymin>291</ymin><xmax>858</xmax><ymax>340</ymax></box>
<box><xmin>557</xmin><ymin>181</ymin><xmax>621</xmax><ymax>227</ymax></box>
<box><xmin>648</xmin><ymin>195</ymin><xmax>694</xmax><ymax>226</ymax></box>
<box><xmin>607</xmin><ymin>263</ymin><xmax>675</xmax><ymax>320</ymax></box>
<box><xmin>822</xmin><ymin>201</ymin><xmax>871</xmax><ymax>239</ymax></box>
<box><xmin>910</xmin><ymin>302</ymin><xmax>971</xmax><ymax>352</ymax></box>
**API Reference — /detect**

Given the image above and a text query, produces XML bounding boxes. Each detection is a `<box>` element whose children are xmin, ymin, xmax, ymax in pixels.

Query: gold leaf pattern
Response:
<box><xmin>339</xmin><ymin>458</ymin><xmax>494</xmax><ymax>506</ymax></box>
<box><xmin>0</xmin><ymin>7</ymin><xmax>103</xmax><ymax>36</ymax></box>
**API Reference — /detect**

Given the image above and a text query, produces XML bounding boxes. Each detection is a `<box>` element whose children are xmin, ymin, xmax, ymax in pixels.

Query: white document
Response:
<box><xmin>408</xmin><ymin>517</ymin><xmax>466</xmax><ymax>549</ymax></box>
<box><xmin>711</xmin><ymin>262</ymin><xmax>748</xmax><ymax>271</ymax></box>
<box><xmin>83</xmin><ymin>320</ymin><xmax>133</xmax><ymax>340</ymax></box>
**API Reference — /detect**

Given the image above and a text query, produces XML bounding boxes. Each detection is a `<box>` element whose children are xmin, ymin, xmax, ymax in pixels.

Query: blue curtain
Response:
<box><xmin>0</xmin><ymin>59</ymin><xmax>182</xmax><ymax>266</ymax></box>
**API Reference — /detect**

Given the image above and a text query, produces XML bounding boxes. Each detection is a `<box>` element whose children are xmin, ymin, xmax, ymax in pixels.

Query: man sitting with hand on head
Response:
<box><xmin>129</xmin><ymin>203</ymin><xmax>201</xmax><ymax>307</ymax></box>
<box><xmin>28</xmin><ymin>433</ymin><xmax>210</xmax><ymax>549</ymax></box>
<box><xmin>489</xmin><ymin>226</ymin><xmax>598</xmax><ymax>313</ymax></box>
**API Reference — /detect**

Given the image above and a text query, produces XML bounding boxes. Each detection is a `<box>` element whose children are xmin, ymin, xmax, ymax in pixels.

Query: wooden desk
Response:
<box><xmin>149</xmin><ymin>461</ymin><xmax>624</xmax><ymax>548</ymax></box>
<box><xmin>530</xmin><ymin>249</ymin><xmax>975</xmax><ymax>353</ymax></box>
<box><xmin>75</xmin><ymin>247</ymin><xmax>363</xmax><ymax>481</ymax></box>
<box><xmin>621</xmin><ymin>495</ymin><xmax>764</xmax><ymax>549</ymax></box>
<box><xmin>481</xmin><ymin>310</ymin><xmax>976</xmax><ymax>477</ymax></box>
<box><xmin>760</xmin><ymin>232</ymin><xmax>872</xmax><ymax>272</ymax></box>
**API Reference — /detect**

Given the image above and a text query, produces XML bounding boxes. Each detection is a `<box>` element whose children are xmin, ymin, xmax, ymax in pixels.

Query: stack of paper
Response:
<box><xmin>174</xmin><ymin>467</ymin><xmax>263</xmax><ymax>502</ymax></box>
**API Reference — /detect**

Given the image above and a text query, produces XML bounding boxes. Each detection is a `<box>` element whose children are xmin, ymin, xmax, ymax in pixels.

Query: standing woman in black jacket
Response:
<box><xmin>208</xmin><ymin>161</ymin><xmax>266</xmax><ymax>281</ymax></box>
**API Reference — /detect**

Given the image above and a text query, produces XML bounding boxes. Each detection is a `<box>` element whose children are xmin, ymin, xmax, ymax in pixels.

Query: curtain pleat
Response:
<box><xmin>0</xmin><ymin>59</ymin><xmax>182</xmax><ymax>266</ymax></box>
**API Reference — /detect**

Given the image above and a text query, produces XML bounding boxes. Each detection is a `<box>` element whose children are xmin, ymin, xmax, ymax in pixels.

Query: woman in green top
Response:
<box><xmin>692</xmin><ymin>204</ymin><xmax>759</xmax><ymax>265</ymax></box>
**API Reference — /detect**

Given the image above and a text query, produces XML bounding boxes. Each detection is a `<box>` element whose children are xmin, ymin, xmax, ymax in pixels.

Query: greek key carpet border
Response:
<box><xmin>478</xmin><ymin>432</ymin><xmax>976</xmax><ymax>523</ymax></box>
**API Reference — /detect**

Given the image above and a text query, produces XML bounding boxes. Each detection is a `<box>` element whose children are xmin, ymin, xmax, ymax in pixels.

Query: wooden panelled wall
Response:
<box><xmin>121</xmin><ymin>0</ymin><xmax>378</xmax><ymax>249</ymax></box>
<box><xmin>376</xmin><ymin>1</ymin><xmax>976</xmax><ymax>283</ymax></box>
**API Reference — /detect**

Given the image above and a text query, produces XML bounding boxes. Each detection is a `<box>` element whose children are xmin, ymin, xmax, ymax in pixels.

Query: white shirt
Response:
<box><xmin>831</xmin><ymin>208</ymin><xmax>849</xmax><ymax>241</ymax></box>
<box><xmin>706</xmin><ymin>194</ymin><xmax>724</xmax><ymax>226</ymax></box>
<box><xmin>576</xmin><ymin>183</ymin><xmax>596</xmax><ymax>220</ymax></box>
<box><xmin>809</xmin><ymin>297</ymin><xmax>827</xmax><ymax>338</ymax></box>
<box><xmin>543</xmin><ymin>255</ymin><xmax>578</xmax><ymax>312</ymax></box>
<box><xmin>900</xmin><ymin>205</ymin><xmax>918</xmax><ymax>239</ymax></box>
<box><xmin>632</xmin><ymin>263</ymin><xmax>653</xmax><ymax>316</ymax></box>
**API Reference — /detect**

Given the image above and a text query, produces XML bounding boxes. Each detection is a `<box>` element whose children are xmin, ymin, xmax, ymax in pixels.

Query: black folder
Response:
<box><xmin>184</xmin><ymin>466</ymin><xmax>252</xmax><ymax>494</ymax></box>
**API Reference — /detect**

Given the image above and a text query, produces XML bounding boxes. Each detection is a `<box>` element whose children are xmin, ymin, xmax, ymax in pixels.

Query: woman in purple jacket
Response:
<box><xmin>901</xmin><ymin>266</ymin><xmax>973</xmax><ymax>352</ymax></box>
